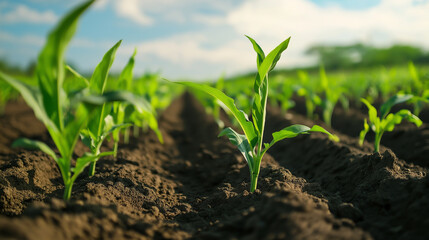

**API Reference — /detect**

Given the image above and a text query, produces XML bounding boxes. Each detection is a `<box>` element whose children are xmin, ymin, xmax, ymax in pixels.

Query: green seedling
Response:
<box><xmin>359</xmin><ymin>94</ymin><xmax>422</xmax><ymax>153</ymax></box>
<box><xmin>178</xmin><ymin>36</ymin><xmax>338</xmax><ymax>192</ymax></box>
<box><xmin>110</xmin><ymin>50</ymin><xmax>137</xmax><ymax>156</ymax></box>
<box><xmin>269</xmin><ymin>75</ymin><xmax>295</xmax><ymax>114</ymax></box>
<box><xmin>296</xmin><ymin>70</ymin><xmax>321</xmax><ymax>120</ymax></box>
<box><xmin>319</xmin><ymin>65</ymin><xmax>348</xmax><ymax>127</ymax></box>
<box><xmin>408</xmin><ymin>62</ymin><xmax>429</xmax><ymax>116</ymax></box>
<box><xmin>77</xmin><ymin>41</ymin><xmax>133</xmax><ymax>175</ymax></box>
<box><xmin>115</xmin><ymin>59</ymin><xmax>163</xmax><ymax>146</ymax></box>
<box><xmin>0</xmin><ymin>1</ymin><xmax>102</xmax><ymax>200</ymax></box>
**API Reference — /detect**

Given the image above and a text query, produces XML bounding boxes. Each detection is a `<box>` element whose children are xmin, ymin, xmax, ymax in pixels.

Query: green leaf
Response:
<box><xmin>89</xmin><ymin>40</ymin><xmax>122</xmax><ymax>94</ymax></box>
<box><xmin>80</xmin><ymin>91</ymin><xmax>152</xmax><ymax>114</ymax></box>
<box><xmin>66</xmin><ymin>65</ymin><xmax>89</xmax><ymax>87</ymax></box>
<box><xmin>265</xmin><ymin>124</ymin><xmax>336</xmax><ymax>152</ymax></box>
<box><xmin>258</xmin><ymin>37</ymin><xmax>290</xmax><ymax>81</ymax></box>
<box><xmin>119</xmin><ymin>48</ymin><xmax>137</xmax><ymax>90</ymax></box>
<box><xmin>102</xmin><ymin>122</ymin><xmax>133</xmax><ymax>139</ymax></box>
<box><xmin>36</xmin><ymin>0</ymin><xmax>94</xmax><ymax>131</ymax></box>
<box><xmin>12</xmin><ymin>138</ymin><xmax>58</xmax><ymax>163</ymax></box>
<box><xmin>382</xmin><ymin>109</ymin><xmax>422</xmax><ymax>132</ymax></box>
<box><xmin>359</xmin><ymin>119</ymin><xmax>369</xmax><ymax>146</ymax></box>
<box><xmin>308</xmin><ymin>125</ymin><xmax>339</xmax><ymax>142</ymax></box>
<box><xmin>0</xmin><ymin>72</ymin><xmax>58</xmax><ymax>132</ymax></box>
<box><xmin>361</xmin><ymin>98</ymin><xmax>378</xmax><ymax>125</ymax></box>
<box><xmin>71</xmin><ymin>151</ymin><xmax>114</xmax><ymax>182</ymax></box>
<box><xmin>176</xmin><ymin>81</ymin><xmax>257</xmax><ymax>147</ymax></box>
<box><xmin>219</xmin><ymin>127</ymin><xmax>254</xmax><ymax>170</ymax></box>
<box><xmin>245</xmin><ymin>35</ymin><xmax>265</xmax><ymax>69</ymax></box>
<box><xmin>380</xmin><ymin>94</ymin><xmax>413</xmax><ymax>119</ymax></box>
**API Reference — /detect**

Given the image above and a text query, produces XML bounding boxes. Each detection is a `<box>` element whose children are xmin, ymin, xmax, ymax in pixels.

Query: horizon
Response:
<box><xmin>1</xmin><ymin>0</ymin><xmax>429</xmax><ymax>80</ymax></box>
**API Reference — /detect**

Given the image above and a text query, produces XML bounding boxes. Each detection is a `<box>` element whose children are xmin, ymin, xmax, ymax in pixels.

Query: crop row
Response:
<box><xmin>0</xmin><ymin>0</ymin><xmax>427</xmax><ymax>202</ymax></box>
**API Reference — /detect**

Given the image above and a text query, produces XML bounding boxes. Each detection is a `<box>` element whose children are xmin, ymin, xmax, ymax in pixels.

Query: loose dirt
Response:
<box><xmin>0</xmin><ymin>93</ymin><xmax>427</xmax><ymax>239</ymax></box>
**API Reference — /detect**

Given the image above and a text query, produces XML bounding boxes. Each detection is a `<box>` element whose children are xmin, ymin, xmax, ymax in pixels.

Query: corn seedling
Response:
<box><xmin>177</xmin><ymin>36</ymin><xmax>338</xmax><ymax>192</ymax></box>
<box><xmin>77</xmin><ymin>41</ymin><xmax>136</xmax><ymax>175</ymax></box>
<box><xmin>0</xmin><ymin>1</ymin><xmax>104</xmax><ymax>200</ymax></box>
<box><xmin>319</xmin><ymin>65</ymin><xmax>348</xmax><ymax>127</ymax></box>
<box><xmin>269</xmin><ymin>75</ymin><xmax>296</xmax><ymax>114</ymax></box>
<box><xmin>359</xmin><ymin>94</ymin><xmax>422</xmax><ymax>153</ymax></box>
<box><xmin>296</xmin><ymin>70</ymin><xmax>321</xmax><ymax>120</ymax></box>
<box><xmin>408</xmin><ymin>62</ymin><xmax>429</xmax><ymax>116</ymax></box>
<box><xmin>113</xmin><ymin>56</ymin><xmax>163</xmax><ymax>148</ymax></box>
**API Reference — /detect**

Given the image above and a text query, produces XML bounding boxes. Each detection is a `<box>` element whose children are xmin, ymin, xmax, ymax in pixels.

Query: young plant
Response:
<box><xmin>109</xmin><ymin>52</ymin><xmax>163</xmax><ymax>153</ymax></box>
<box><xmin>408</xmin><ymin>62</ymin><xmax>429</xmax><ymax>116</ymax></box>
<box><xmin>319</xmin><ymin>65</ymin><xmax>347</xmax><ymax>127</ymax></box>
<box><xmin>359</xmin><ymin>94</ymin><xmax>422</xmax><ymax>153</ymax></box>
<box><xmin>177</xmin><ymin>36</ymin><xmax>338</xmax><ymax>192</ymax></box>
<box><xmin>296</xmin><ymin>70</ymin><xmax>321</xmax><ymax>120</ymax></box>
<box><xmin>269</xmin><ymin>75</ymin><xmax>296</xmax><ymax>114</ymax></box>
<box><xmin>0</xmin><ymin>1</ymin><xmax>102</xmax><ymax>200</ymax></box>
<box><xmin>77</xmin><ymin>41</ymin><xmax>134</xmax><ymax>176</ymax></box>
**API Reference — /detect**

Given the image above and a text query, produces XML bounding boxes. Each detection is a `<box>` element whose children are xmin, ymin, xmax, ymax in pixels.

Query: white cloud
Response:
<box><xmin>0</xmin><ymin>31</ymin><xmax>45</xmax><ymax>46</ymax></box>
<box><xmin>0</xmin><ymin>4</ymin><xmax>58</xmax><ymax>24</ymax></box>
<box><xmin>114</xmin><ymin>0</ymin><xmax>153</xmax><ymax>26</ymax></box>
<box><xmin>225</xmin><ymin>0</ymin><xmax>429</xmax><ymax>70</ymax></box>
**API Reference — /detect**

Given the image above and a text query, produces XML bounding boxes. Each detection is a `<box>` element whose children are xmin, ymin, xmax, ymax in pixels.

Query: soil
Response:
<box><xmin>0</xmin><ymin>93</ymin><xmax>428</xmax><ymax>239</ymax></box>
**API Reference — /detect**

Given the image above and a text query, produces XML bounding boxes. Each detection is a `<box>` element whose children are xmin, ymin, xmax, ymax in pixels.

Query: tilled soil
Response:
<box><xmin>0</xmin><ymin>93</ymin><xmax>427</xmax><ymax>239</ymax></box>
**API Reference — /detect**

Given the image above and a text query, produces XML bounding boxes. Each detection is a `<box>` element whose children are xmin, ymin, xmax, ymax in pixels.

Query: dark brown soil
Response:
<box><xmin>291</xmin><ymin>96</ymin><xmax>429</xmax><ymax>168</ymax></box>
<box><xmin>0</xmin><ymin>93</ymin><xmax>427</xmax><ymax>239</ymax></box>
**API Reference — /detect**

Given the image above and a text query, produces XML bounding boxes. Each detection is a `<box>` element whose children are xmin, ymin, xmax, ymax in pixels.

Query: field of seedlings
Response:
<box><xmin>1</xmin><ymin>1</ymin><xmax>429</xmax><ymax>239</ymax></box>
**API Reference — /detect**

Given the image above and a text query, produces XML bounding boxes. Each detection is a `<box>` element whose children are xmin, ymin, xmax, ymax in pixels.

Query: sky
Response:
<box><xmin>0</xmin><ymin>0</ymin><xmax>429</xmax><ymax>80</ymax></box>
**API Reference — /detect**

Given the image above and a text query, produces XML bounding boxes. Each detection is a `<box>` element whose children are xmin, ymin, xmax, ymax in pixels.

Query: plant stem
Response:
<box><xmin>124</xmin><ymin>128</ymin><xmax>130</xmax><ymax>144</ymax></box>
<box><xmin>88</xmin><ymin>148</ymin><xmax>100</xmax><ymax>176</ymax></box>
<box><xmin>374</xmin><ymin>132</ymin><xmax>382</xmax><ymax>153</ymax></box>
<box><xmin>113</xmin><ymin>141</ymin><xmax>118</xmax><ymax>158</ymax></box>
<box><xmin>63</xmin><ymin>182</ymin><xmax>72</xmax><ymax>201</ymax></box>
<box><xmin>250</xmin><ymin>155</ymin><xmax>262</xmax><ymax>192</ymax></box>
<box><xmin>88</xmin><ymin>161</ymin><xmax>96</xmax><ymax>176</ymax></box>
<box><xmin>250</xmin><ymin>171</ymin><xmax>258</xmax><ymax>192</ymax></box>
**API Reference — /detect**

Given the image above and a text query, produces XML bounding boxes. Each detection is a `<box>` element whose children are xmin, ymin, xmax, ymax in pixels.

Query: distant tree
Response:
<box><xmin>307</xmin><ymin>43</ymin><xmax>429</xmax><ymax>69</ymax></box>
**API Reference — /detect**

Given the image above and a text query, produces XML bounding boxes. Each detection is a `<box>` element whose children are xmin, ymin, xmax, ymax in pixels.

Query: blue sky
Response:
<box><xmin>1</xmin><ymin>0</ymin><xmax>428</xmax><ymax>80</ymax></box>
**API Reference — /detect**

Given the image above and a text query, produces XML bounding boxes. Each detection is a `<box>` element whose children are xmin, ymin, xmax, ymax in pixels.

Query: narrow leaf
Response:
<box><xmin>177</xmin><ymin>81</ymin><xmax>257</xmax><ymax>147</ymax></box>
<box><xmin>89</xmin><ymin>40</ymin><xmax>122</xmax><ymax>94</ymax></box>
<box><xmin>219</xmin><ymin>127</ymin><xmax>254</xmax><ymax>169</ymax></box>
<box><xmin>36</xmin><ymin>0</ymin><xmax>94</xmax><ymax>130</ymax></box>
<box><xmin>245</xmin><ymin>35</ymin><xmax>265</xmax><ymax>69</ymax></box>
<box><xmin>12</xmin><ymin>138</ymin><xmax>58</xmax><ymax>162</ymax></box>
<box><xmin>380</xmin><ymin>94</ymin><xmax>413</xmax><ymax>119</ymax></box>
<box><xmin>359</xmin><ymin>119</ymin><xmax>369</xmax><ymax>146</ymax></box>
<box><xmin>258</xmin><ymin>37</ymin><xmax>291</xmax><ymax>81</ymax></box>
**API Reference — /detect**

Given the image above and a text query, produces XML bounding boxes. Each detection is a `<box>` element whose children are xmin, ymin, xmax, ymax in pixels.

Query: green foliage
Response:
<box><xmin>407</xmin><ymin>62</ymin><xmax>429</xmax><ymax>116</ymax></box>
<box><xmin>178</xmin><ymin>36</ymin><xmax>337</xmax><ymax>192</ymax></box>
<box><xmin>269</xmin><ymin>75</ymin><xmax>296</xmax><ymax>114</ymax></box>
<box><xmin>0</xmin><ymin>0</ymin><xmax>97</xmax><ymax>200</ymax></box>
<box><xmin>307</xmin><ymin>43</ymin><xmax>429</xmax><ymax>70</ymax></box>
<box><xmin>296</xmin><ymin>70</ymin><xmax>321</xmax><ymax>120</ymax></box>
<box><xmin>319</xmin><ymin>65</ymin><xmax>348</xmax><ymax>127</ymax></box>
<box><xmin>78</xmin><ymin>40</ymin><xmax>134</xmax><ymax>175</ymax></box>
<box><xmin>359</xmin><ymin>94</ymin><xmax>422</xmax><ymax>153</ymax></box>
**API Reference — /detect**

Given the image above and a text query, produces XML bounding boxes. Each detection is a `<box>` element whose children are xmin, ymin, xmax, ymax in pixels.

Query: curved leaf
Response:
<box><xmin>265</xmin><ymin>124</ymin><xmax>337</xmax><ymax>152</ymax></box>
<box><xmin>258</xmin><ymin>37</ymin><xmax>291</xmax><ymax>81</ymax></box>
<box><xmin>219</xmin><ymin>127</ymin><xmax>254</xmax><ymax>170</ymax></box>
<box><xmin>177</xmin><ymin>81</ymin><xmax>257</xmax><ymax>147</ymax></box>
<box><xmin>89</xmin><ymin>40</ymin><xmax>122</xmax><ymax>94</ymax></box>
<box><xmin>382</xmin><ymin>109</ymin><xmax>422</xmax><ymax>132</ymax></box>
<box><xmin>119</xmin><ymin>48</ymin><xmax>137</xmax><ymax>90</ymax></box>
<box><xmin>36</xmin><ymin>0</ymin><xmax>94</xmax><ymax>130</ymax></box>
<box><xmin>359</xmin><ymin>119</ymin><xmax>369</xmax><ymax>146</ymax></box>
<box><xmin>246</xmin><ymin>35</ymin><xmax>265</xmax><ymax>69</ymax></box>
<box><xmin>380</xmin><ymin>94</ymin><xmax>413</xmax><ymax>119</ymax></box>
<box><xmin>12</xmin><ymin>138</ymin><xmax>58</xmax><ymax>163</ymax></box>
